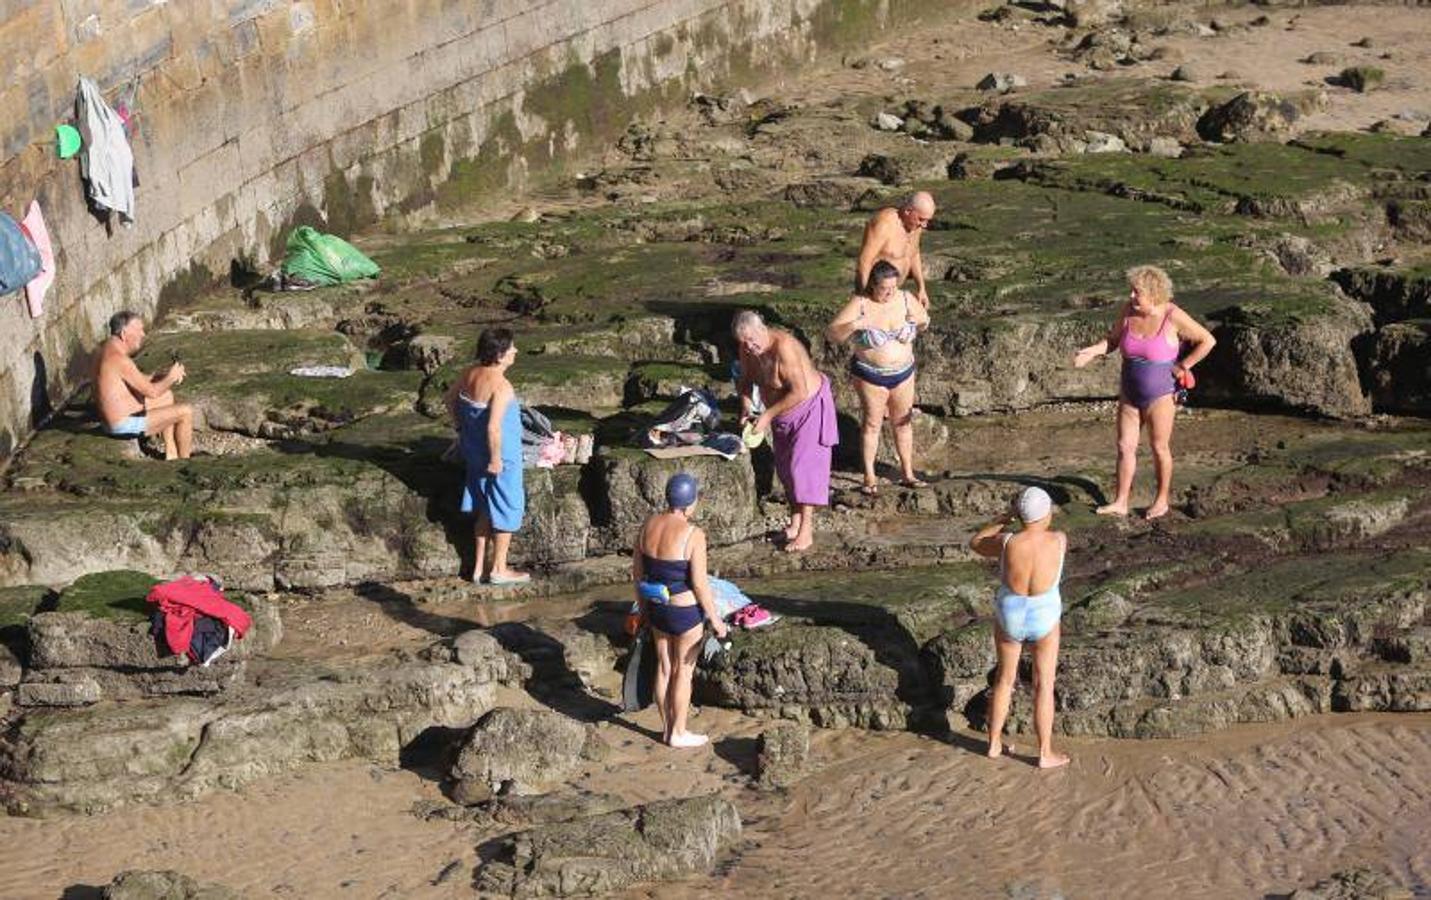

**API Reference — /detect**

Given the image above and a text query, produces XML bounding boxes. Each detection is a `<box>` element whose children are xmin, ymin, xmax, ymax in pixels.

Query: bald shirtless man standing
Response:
<box><xmin>734</xmin><ymin>310</ymin><xmax>838</xmax><ymax>553</ymax></box>
<box><xmin>93</xmin><ymin>311</ymin><xmax>195</xmax><ymax>460</ymax></box>
<box><xmin>855</xmin><ymin>191</ymin><xmax>936</xmax><ymax>307</ymax></box>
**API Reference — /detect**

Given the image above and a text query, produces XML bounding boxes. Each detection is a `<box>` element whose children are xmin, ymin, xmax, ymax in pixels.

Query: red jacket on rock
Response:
<box><xmin>146</xmin><ymin>577</ymin><xmax>252</xmax><ymax>662</ymax></box>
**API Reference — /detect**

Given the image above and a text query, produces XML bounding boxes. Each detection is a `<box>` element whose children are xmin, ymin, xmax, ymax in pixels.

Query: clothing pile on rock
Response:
<box><xmin>521</xmin><ymin>405</ymin><xmax>593</xmax><ymax>469</ymax></box>
<box><xmin>146</xmin><ymin>575</ymin><xmax>252</xmax><ymax>667</ymax></box>
<box><xmin>637</xmin><ymin>388</ymin><xmax>744</xmax><ymax>460</ymax></box>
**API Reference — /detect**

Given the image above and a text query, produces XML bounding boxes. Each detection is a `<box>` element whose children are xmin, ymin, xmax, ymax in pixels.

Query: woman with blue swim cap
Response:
<box><xmin>632</xmin><ymin>472</ymin><xmax>728</xmax><ymax>748</ymax></box>
<box><xmin>971</xmin><ymin>486</ymin><xmax>1070</xmax><ymax>769</ymax></box>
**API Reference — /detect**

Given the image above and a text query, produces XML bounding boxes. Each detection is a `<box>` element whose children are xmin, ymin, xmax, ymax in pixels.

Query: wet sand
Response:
<box><xmin>1</xmin><ymin>710</ymin><xmax>1426</xmax><ymax>898</ymax></box>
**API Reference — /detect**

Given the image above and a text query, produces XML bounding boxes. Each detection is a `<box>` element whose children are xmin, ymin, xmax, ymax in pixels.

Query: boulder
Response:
<box><xmin>1336</xmin><ymin>66</ymin><xmax>1384</xmax><ymax>93</ymax></box>
<box><xmin>420</xmin><ymin>790</ymin><xmax>627</xmax><ymax>828</ymax></box>
<box><xmin>17</xmin><ymin>595</ymin><xmax>283</xmax><ymax>706</ymax></box>
<box><xmin>922</xmin><ymin>624</ymin><xmax>995</xmax><ymax>719</ymax></box>
<box><xmin>871</xmin><ymin>112</ymin><xmax>904</xmax><ymax>132</ymax></box>
<box><xmin>0</xmin><ymin>637</ymin><xmax>527</xmax><ymax>815</ymax></box>
<box><xmin>29</xmin><ymin>597</ymin><xmax>281</xmax><ymax>670</ymax></box>
<box><xmin>449</xmin><ymin>707</ymin><xmax>607</xmax><ymax>803</ymax></box>
<box><xmin>402</xmin><ymin>333</ymin><xmax>456</xmax><ymax>374</ymax></box>
<box><xmin>1083</xmin><ymin>131</ymin><xmax>1128</xmax><ymax>153</ymax></box>
<box><xmin>1063</xmin><ymin>590</ymin><xmax>1135</xmax><ymax>632</ymax></box>
<box><xmin>0</xmin><ymin>641</ymin><xmax>20</xmax><ymax>689</ymax></box>
<box><xmin>1387</xmin><ymin>198</ymin><xmax>1431</xmax><ymax>243</ymax></box>
<box><xmin>1331</xmin><ymin>267</ymin><xmax>1431</xmax><ymax>326</ymax></box>
<box><xmin>0</xmin><ymin>464</ymin><xmax>458</xmax><ymax>592</ymax></box>
<box><xmin>755</xmin><ymin>720</ymin><xmax>810</xmax><ymax>790</ymax></box>
<box><xmin>103</xmin><ymin>869</ymin><xmax>240</xmax><ymax>900</ymax></box>
<box><xmin>18</xmin><ymin>664</ymin><xmax>244</xmax><ymax>707</ymax></box>
<box><xmin>977</xmin><ymin>72</ymin><xmax>1028</xmax><ymax>93</ymax></box>
<box><xmin>962</xmin><ymin>81</ymin><xmax>1208</xmax><ymax>149</ymax></box>
<box><xmin>1197</xmin><ymin>90</ymin><xmax>1324</xmax><ymax>143</ymax></box>
<box><xmin>855</xmin><ymin>152</ymin><xmax>946</xmax><ymax>186</ymax></box>
<box><xmin>442</xmin><ymin>629</ymin><xmax>533</xmax><ymax>684</ymax></box>
<box><xmin>695</xmin><ymin>620</ymin><xmax>934</xmax><ymax>730</ymax></box>
<box><xmin>1200</xmin><ymin>300</ymin><xmax>1373</xmax><ymax>419</ymax></box>
<box><xmin>1064</xmin><ymin>0</ymin><xmax>1124</xmax><ymax>27</ymax></box>
<box><xmin>475</xmin><ymin>794</ymin><xmax>741</xmax><ymax>898</ymax></box>
<box><xmin>898</xmin><ymin>103</ymin><xmax>978</xmax><ymax>142</ymax></box>
<box><xmin>484</xmin><ymin>620</ymin><xmax>619</xmax><ymax>694</ymax></box>
<box><xmin>520</xmin><ymin>468</ymin><xmax>592</xmax><ymax>567</ymax></box>
<box><xmin>1262</xmin><ymin>234</ymin><xmax>1333</xmax><ymax>277</ymax></box>
<box><xmin>782</xmin><ymin>178</ymin><xmax>870</xmax><ymax>210</ymax></box>
<box><xmin>1288</xmin><ymin>867</ymin><xmax>1412</xmax><ymax>900</ymax></box>
<box><xmin>585</xmin><ymin>452</ymin><xmax>760</xmax><ymax>554</ymax></box>
<box><xmin>1363</xmin><ymin>322</ymin><xmax>1431</xmax><ymax>414</ymax></box>
<box><xmin>1169</xmin><ymin>64</ymin><xmax>1202</xmax><ymax>83</ymax></box>
<box><xmin>1146</xmin><ymin>136</ymin><xmax>1184</xmax><ymax>158</ymax></box>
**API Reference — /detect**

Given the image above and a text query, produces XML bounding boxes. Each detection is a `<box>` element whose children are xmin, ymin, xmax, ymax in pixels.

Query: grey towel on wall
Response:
<box><xmin>76</xmin><ymin>76</ymin><xmax>136</xmax><ymax>223</ymax></box>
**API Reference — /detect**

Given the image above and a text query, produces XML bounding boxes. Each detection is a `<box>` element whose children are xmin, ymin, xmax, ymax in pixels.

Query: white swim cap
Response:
<box><xmin>1016</xmin><ymin>487</ymin><xmax>1053</xmax><ymax>523</ymax></box>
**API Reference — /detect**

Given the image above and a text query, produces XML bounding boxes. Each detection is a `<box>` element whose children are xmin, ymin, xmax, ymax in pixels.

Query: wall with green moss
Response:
<box><xmin>0</xmin><ymin>0</ymin><xmax>932</xmax><ymax>464</ymax></box>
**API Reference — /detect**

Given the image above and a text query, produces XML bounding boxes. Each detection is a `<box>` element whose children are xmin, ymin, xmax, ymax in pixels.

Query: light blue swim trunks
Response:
<box><xmin>993</xmin><ymin>534</ymin><xmax>1065</xmax><ymax>643</ymax></box>
<box><xmin>104</xmin><ymin>414</ymin><xmax>147</xmax><ymax>437</ymax></box>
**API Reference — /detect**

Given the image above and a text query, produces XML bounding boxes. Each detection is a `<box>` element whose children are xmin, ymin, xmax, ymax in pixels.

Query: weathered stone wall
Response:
<box><xmin>0</xmin><ymin>0</ymin><xmax>927</xmax><ymax>463</ymax></box>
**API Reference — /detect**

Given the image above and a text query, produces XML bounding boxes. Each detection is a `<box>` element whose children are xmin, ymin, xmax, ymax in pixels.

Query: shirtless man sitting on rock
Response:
<box><xmin>855</xmin><ymin>190</ymin><xmax>936</xmax><ymax>307</ymax></box>
<box><xmin>93</xmin><ymin>311</ymin><xmax>194</xmax><ymax>460</ymax></box>
<box><xmin>734</xmin><ymin>310</ymin><xmax>838</xmax><ymax>553</ymax></box>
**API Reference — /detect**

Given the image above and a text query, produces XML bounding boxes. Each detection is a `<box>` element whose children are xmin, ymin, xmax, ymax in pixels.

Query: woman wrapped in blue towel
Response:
<box><xmin>447</xmin><ymin>328</ymin><xmax>528</xmax><ymax>585</ymax></box>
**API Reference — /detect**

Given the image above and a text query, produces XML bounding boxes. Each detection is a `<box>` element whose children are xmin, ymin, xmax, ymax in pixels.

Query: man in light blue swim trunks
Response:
<box><xmin>970</xmin><ymin>486</ymin><xmax>1070</xmax><ymax>770</ymax></box>
<box><xmin>93</xmin><ymin>311</ymin><xmax>195</xmax><ymax>459</ymax></box>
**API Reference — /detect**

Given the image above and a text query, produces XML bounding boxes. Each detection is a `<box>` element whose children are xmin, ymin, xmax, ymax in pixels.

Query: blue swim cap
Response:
<box><xmin>665</xmin><ymin>472</ymin><xmax>699</xmax><ymax>509</ymax></box>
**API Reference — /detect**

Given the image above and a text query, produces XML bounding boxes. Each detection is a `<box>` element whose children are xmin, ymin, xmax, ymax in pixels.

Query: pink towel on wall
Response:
<box><xmin>19</xmin><ymin>201</ymin><xmax>54</xmax><ymax>317</ymax></box>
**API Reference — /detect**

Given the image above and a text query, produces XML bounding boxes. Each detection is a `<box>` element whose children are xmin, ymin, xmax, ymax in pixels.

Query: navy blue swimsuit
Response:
<box><xmin>640</xmin><ymin>526</ymin><xmax>705</xmax><ymax>636</ymax></box>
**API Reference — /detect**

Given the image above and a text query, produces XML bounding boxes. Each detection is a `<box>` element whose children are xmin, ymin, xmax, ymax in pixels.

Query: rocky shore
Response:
<box><xmin>1</xmin><ymin>1</ymin><xmax>1428</xmax><ymax>896</ymax></box>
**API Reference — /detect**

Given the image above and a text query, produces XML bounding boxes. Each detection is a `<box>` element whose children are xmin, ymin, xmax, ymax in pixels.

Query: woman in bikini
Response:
<box><xmin>632</xmin><ymin>473</ymin><xmax>728</xmax><ymax>748</ymax></box>
<box><xmin>1073</xmin><ymin>265</ymin><xmax>1217</xmax><ymax>519</ymax></box>
<box><xmin>826</xmin><ymin>259</ymin><xmax>931</xmax><ymax>495</ymax></box>
<box><xmin>971</xmin><ymin>487</ymin><xmax>1069</xmax><ymax>769</ymax></box>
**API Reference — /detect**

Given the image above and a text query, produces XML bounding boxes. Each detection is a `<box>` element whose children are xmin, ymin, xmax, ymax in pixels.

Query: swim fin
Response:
<box><xmin>621</xmin><ymin>627</ymin><xmax>656</xmax><ymax>712</ymax></box>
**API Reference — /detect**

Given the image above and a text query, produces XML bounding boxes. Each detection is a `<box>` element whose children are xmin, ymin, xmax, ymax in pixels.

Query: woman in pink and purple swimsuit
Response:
<box><xmin>1073</xmin><ymin>265</ymin><xmax>1217</xmax><ymax>519</ymax></box>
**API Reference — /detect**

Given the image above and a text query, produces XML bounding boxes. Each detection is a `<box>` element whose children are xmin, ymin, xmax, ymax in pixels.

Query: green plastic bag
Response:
<box><xmin>280</xmin><ymin>226</ymin><xmax>380</xmax><ymax>286</ymax></box>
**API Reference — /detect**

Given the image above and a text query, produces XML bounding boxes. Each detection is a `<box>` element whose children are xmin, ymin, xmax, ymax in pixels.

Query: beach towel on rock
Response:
<box><xmin>772</xmin><ymin>374</ymin><xmax>838</xmax><ymax>506</ymax></box>
<box><xmin>458</xmin><ymin>395</ymin><xmax>525</xmax><ymax>532</ymax></box>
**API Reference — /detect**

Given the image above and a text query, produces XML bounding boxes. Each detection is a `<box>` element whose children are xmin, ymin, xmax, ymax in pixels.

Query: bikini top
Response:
<box><xmin>996</xmin><ymin>532</ymin><xmax>1066</xmax><ymax>601</ymax></box>
<box><xmin>852</xmin><ymin>292</ymin><xmax>919</xmax><ymax>349</ymax></box>
<box><xmin>1119</xmin><ymin>304</ymin><xmax>1180</xmax><ymax>364</ymax></box>
<box><xmin>641</xmin><ymin>524</ymin><xmax>696</xmax><ymax>596</ymax></box>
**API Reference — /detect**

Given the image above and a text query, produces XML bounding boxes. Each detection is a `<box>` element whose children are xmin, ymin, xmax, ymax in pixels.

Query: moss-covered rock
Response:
<box><xmin>1336</xmin><ymin>66</ymin><xmax>1384</xmax><ymax>93</ymax></box>
<box><xmin>54</xmin><ymin>570</ymin><xmax>159</xmax><ymax>623</ymax></box>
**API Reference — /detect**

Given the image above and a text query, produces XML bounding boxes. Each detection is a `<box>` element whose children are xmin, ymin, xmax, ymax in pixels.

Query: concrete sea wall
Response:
<box><xmin>0</xmin><ymin>0</ymin><xmax>925</xmax><ymax>461</ymax></box>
